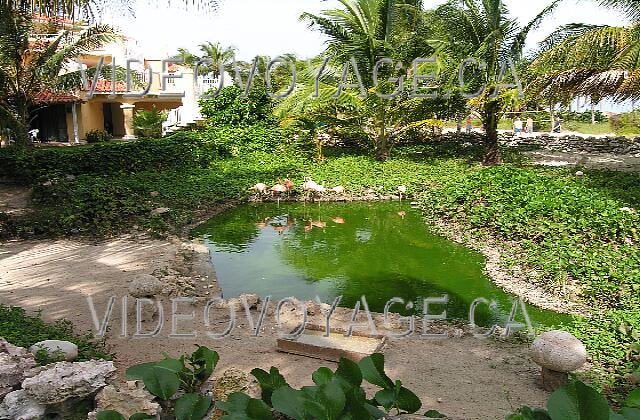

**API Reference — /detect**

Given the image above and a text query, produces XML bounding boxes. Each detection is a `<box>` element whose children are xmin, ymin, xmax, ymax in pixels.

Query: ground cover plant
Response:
<box><xmin>0</xmin><ymin>304</ymin><xmax>110</xmax><ymax>363</ymax></box>
<box><xmin>419</xmin><ymin>165</ymin><xmax>640</xmax><ymax>399</ymax></box>
<box><xmin>97</xmin><ymin>347</ymin><xmax>640</xmax><ymax>420</ymax></box>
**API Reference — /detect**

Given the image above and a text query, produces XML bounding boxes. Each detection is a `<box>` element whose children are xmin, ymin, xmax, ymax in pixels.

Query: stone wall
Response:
<box><xmin>499</xmin><ymin>133</ymin><xmax>640</xmax><ymax>156</ymax></box>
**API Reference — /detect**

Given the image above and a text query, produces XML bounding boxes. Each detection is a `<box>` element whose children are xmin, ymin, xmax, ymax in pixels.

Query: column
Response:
<box><xmin>120</xmin><ymin>103</ymin><xmax>137</xmax><ymax>140</ymax></box>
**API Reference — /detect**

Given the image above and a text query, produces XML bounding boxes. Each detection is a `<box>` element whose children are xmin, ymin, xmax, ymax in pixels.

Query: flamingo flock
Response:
<box><xmin>250</xmin><ymin>178</ymin><xmax>409</xmax><ymax>202</ymax></box>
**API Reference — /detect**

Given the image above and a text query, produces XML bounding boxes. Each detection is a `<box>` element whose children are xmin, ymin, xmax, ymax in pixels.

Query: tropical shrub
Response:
<box><xmin>97</xmin><ymin>347</ymin><xmax>439</xmax><ymax>420</ymax></box>
<box><xmin>199</xmin><ymin>85</ymin><xmax>274</xmax><ymax>127</ymax></box>
<box><xmin>85</xmin><ymin>129</ymin><xmax>113</xmax><ymax>144</ymax></box>
<box><xmin>133</xmin><ymin>107</ymin><xmax>167</xmax><ymax>138</ymax></box>
<box><xmin>610</xmin><ymin>110</ymin><xmax>640</xmax><ymax>136</ymax></box>
<box><xmin>0</xmin><ymin>304</ymin><xmax>109</xmax><ymax>362</ymax></box>
<box><xmin>0</xmin><ymin>131</ymin><xmax>224</xmax><ymax>182</ymax></box>
<box><xmin>419</xmin><ymin>165</ymin><xmax>640</xmax><ymax>397</ymax></box>
<box><xmin>507</xmin><ymin>379</ymin><xmax>640</xmax><ymax>420</ymax></box>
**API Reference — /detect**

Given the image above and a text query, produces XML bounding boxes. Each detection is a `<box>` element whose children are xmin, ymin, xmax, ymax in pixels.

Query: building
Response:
<box><xmin>27</xmin><ymin>20</ymin><xmax>223</xmax><ymax>144</ymax></box>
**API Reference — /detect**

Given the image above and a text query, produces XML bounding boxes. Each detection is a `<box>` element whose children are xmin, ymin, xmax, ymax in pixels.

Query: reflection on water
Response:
<box><xmin>193</xmin><ymin>202</ymin><xmax>572</xmax><ymax>327</ymax></box>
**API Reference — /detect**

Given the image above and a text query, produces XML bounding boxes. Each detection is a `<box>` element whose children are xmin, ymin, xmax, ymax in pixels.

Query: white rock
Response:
<box><xmin>575</xmin><ymin>171</ymin><xmax>585</xmax><ymax>177</ymax></box>
<box><xmin>150</xmin><ymin>207</ymin><xmax>170</xmax><ymax>216</ymax></box>
<box><xmin>530</xmin><ymin>330</ymin><xmax>587</xmax><ymax>372</ymax></box>
<box><xmin>22</xmin><ymin>360</ymin><xmax>116</xmax><ymax>404</ymax></box>
<box><xmin>0</xmin><ymin>390</ymin><xmax>46</xmax><ymax>420</ymax></box>
<box><xmin>129</xmin><ymin>274</ymin><xmax>163</xmax><ymax>298</ymax></box>
<box><xmin>88</xmin><ymin>385</ymin><xmax>161</xmax><ymax>418</ymax></box>
<box><xmin>0</xmin><ymin>339</ymin><xmax>36</xmax><ymax>389</ymax></box>
<box><xmin>29</xmin><ymin>340</ymin><xmax>78</xmax><ymax>362</ymax></box>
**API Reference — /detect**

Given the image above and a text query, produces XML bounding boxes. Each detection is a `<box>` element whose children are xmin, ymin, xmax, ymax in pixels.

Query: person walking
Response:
<box><xmin>526</xmin><ymin>117</ymin><xmax>534</xmax><ymax>134</ymax></box>
<box><xmin>465</xmin><ymin>116</ymin><xmax>473</xmax><ymax>133</ymax></box>
<box><xmin>513</xmin><ymin>117</ymin><xmax>523</xmax><ymax>135</ymax></box>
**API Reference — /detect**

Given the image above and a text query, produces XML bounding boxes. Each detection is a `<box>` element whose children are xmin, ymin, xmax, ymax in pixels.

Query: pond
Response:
<box><xmin>193</xmin><ymin>202</ymin><xmax>571</xmax><ymax>328</ymax></box>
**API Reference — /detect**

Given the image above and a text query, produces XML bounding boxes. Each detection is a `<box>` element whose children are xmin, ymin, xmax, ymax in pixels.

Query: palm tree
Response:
<box><xmin>298</xmin><ymin>0</ymin><xmax>443</xmax><ymax>160</ymax></box>
<box><xmin>527</xmin><ymin>1</ymin><xmax>640</xmax><ymax>104</ymax></box>
<box><xmin>6</xmin><ymin>0</ymin><xmax>219</xmax><ymax>21</ymax></box>
<box><xmin>198</xmin><ymin>42</ymin><xmax>235</xmax><ymax>78</ymax></box>
<box><xmin>428</xmin><ymin>0</ymin><xmax>561</xmax><ymax>164</ymax></box>
<box><xmin>0</xmin><ymin>2</ymin><xmax>117</xmax><ymax>145</ymax></box>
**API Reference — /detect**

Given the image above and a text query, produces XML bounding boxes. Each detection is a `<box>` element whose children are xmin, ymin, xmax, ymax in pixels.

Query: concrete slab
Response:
<box><xmin>276</xmin><ymin>329</ymin><xmax>385</xmax><ymax>362</ymax></box>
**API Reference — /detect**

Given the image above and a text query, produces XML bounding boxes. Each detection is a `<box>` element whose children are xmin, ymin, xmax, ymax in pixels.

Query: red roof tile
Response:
<box><xmin>90</xmin><ymin>80</ymin><xmax>128</xmax><ymax>93</ymax></box>
<box><xmin>34</xmin><ymin>91</ymin><xmax>82</xmax><ymax>104</ymax></box>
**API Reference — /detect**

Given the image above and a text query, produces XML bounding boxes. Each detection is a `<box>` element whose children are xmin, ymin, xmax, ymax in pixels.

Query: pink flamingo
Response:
<box><xmin>270</xmin><ymin>183</ymin><xmax>288</xmax><ymax>205</ymax></box>
<box><xmin>250</xmin><ymin>183</ymin><xmax>268</xmax><ymax>201</ymax></box>
<box><xmin>330</xmin><ymin>186</ymin><xmax>345</xmax><ymax>194</ymax></box>
<box><xmin>284</xmin><ymin>178</ymin><xmax>295</xmax><ymax>192</ymax></box>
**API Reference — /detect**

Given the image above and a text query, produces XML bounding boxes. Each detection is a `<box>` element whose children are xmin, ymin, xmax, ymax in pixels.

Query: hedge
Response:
<box><xmin>0</xmin><ymin>131</ymin><xmax>223</xmax><ymax>183</ymax></box>
<box><xmin>0</xmin><ymin>125</ymin><xmax>296</xmax><ymax>184</ymax></box>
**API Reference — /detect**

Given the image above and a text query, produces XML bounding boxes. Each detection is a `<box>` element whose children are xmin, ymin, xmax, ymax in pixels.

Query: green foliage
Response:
<box><xmin>0</xmin><ymin>304</ymin><xmax>109</xmax><ymax>362</ymax></box>
<box><xmin>102</xmin><ymin>349</ymin><xmax>429</xmax><ymax>420</ymax></box>
<box><xmin>218</xmin><ymin>354</ymin><xmax>424</xmax><ymax>419</ymax></box>
<box><xmin>558</xmin><ymin>110</ymin><xmax>608</xmax><ymax>124</ymax></box>
<box><xmin>508</xmin><ymin>379</ymin><xmax>640</xmax><ymax>419</ymax></box>
<box><xmin>420</xmin><ymin>165</ymin><xmax>640</xmax><ymax>397</ymax></box>
<box><xmin>199</xmin><ymin>85</ymin><xmax>274</xmax><ymax>127</ymax></box>
<box><xmin>610</xmin><ymin>110</ymin><xmax>640</xmax><ymax>136</ymax></box>
<box><xmin>133</xmin><ymin>107</ymin><xmax>167</xmax><ymax>138</ymax></box>
<box><xmin>114</xmin><ymin>346</ymin><xmax>219</xmax><ymax>418</ymax></box>
<box><xmin>85</xmin><ymin>129</ymin><xmax>113</xmax><ymax>144</ymax></box>
<box><xmin>0</xmin><ymin>131</ymin><xmax>224</xmax><ymax>183</ymax></box>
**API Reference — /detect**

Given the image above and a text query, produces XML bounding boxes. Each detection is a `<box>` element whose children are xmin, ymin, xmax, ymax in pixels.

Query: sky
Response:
<box><xmin>105</xmin><ymin>0</ymin><xmax>628</xmax><ymax>60</ymax></box>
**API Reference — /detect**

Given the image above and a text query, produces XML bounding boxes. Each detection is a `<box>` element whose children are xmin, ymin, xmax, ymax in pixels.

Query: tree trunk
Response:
<box><xmin>591</xmin><ymin>102</ymin><xmax>596</xmax><ymax>125</ymax></box>
<box><xmin>375</xmin><ymin>109</ymin><xmax>389</xmax><ymax>161</ymax></box>
<box><xmin>13</xmin><ymin>96</ymin><xmax>31</xmax><ymax>147</ymax></box>
<box><xmin>482</xmin><ymin>102</ymin><xmax>502</xmax><ymax>166</ymax></box>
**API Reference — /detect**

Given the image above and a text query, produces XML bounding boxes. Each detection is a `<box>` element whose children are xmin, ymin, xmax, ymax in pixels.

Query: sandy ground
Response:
<box><xmin>0</xmin><ymin>184</ymin><xmax>31</xmax><ymax>216</ymax></box>
<box><xmin>0</xmin><ymin>236</ymin><xmax>553</xmax><ymax>419</ymax></box>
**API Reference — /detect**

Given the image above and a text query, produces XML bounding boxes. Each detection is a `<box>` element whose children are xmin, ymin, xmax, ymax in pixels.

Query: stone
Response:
<box><xmin>0</xmin><ymin>390</ymin><xmax>46</xmax><ymax>420</ymax></box>
<box><xmin>150</xmin><ymin>191</ymin><xmax>160</xmax><ymax>197</ymax></box>
<box><xmin>0</xmin><ymin>339</ymin><xmax>37</xmax><ymax>390</ymax></box>
<box><xmin>210</xmin><ymin>368</ymin><xmax>261</xmax><ymax>402</ymax></box>
<box><xmin>541</xmin><ymin>367</ymin><xmax>569</xmax><ymax>392</ymax></box>
<box><xmin>129</xmin><ymin>274</ymin><xmax>163</xmax><ymax>298</ymax></box>
<box><xmin>531</xmin><ymin>330</ymin><xmax>587</xmax><ymax>377</ymax></box>
<box><xmin>150</xmin><ymin>207</ymin><xmax>170</xmax><ymax>216</ymax></box>
<box><xmin>239</xmin><ymin>293</ymin><xmax>261</xmax><ymax>310</ymax></box>
<box><xmin>575</xmin><ymin>171</ymin><xmax>585</xmax><ymax>177</ymax></box>
<box><xmin>29</xmin><ymin>340</ymin><xmax>78</xmax><ymax>362</ymax></box>
<box><xmin>88</xmin><ymin>385</ymin><xmax>161</xmax><ymax>418</ymax></box>
<box><xmin>22</xmin><ymin>360</ymin><xmax>116</xmax><ymax>405</ymax></box>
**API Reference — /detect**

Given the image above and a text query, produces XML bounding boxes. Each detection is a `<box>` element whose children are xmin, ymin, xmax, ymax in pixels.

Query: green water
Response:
<box><xmin>194</xmin><ymin>202</ymin><xmax>571</xmax><ymax>327</ymax></box>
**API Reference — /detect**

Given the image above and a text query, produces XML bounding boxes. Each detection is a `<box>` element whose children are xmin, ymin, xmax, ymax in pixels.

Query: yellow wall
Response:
<box><xmin>79</xmin><ymin>101</ymin><xmax>105</xmax><ymax>140</ymax></box>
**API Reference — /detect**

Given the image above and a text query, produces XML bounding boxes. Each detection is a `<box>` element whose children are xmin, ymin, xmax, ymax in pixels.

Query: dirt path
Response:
<box><xmin>0</xmin><ymin>236</ymin><xmax>553</xmax><ymax>419</ymax></box>
<box><xmin>0</xmin><ymin>184</ymin><xmax>31</xmax><ymax>216</ymax></box>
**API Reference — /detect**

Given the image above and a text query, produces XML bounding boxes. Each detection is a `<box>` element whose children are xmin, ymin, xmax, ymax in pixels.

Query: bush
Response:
<box><xmin>99</xmin><ymin>347</ymin><xmax>437</xmax><ymax>420</ymax></box>
<box><xmin>133</xmin><ymin>106</ymin><xmax>167</xmax><ymax>138</ymax></box>
<box><xmin>199</xmin><ymin>85</ymin><xmax>274</xmax><ymax>127</ymax></box>
<box><xmin>203</xmin><ymin>123</ymin><xmax>296</xmax><ymax>157</ymax></box>
<box><xmin>610</xmin><ymin>110</ymin><xmax>640</xmax><ymax>136</ymax></box>
<box><xmin>0</xmin><ymin>304</ymin><xmax>110</xmax><ymax>362</ymax></box>
<box><xmin>0</xmin><ymin>131</ymin><xmax>225</xmax><ymax>183</ymax></box>
<box><xmin>85</xmin><ymin>129</ymin><xmax>113</xmax><ymax>144</ymax></box>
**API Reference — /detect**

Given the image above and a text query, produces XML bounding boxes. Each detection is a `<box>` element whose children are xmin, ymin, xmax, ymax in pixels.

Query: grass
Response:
<box><xmin>0</xmin><ymin>304</ymin><xmax>110</xmax><ymax>363</ymax></box>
